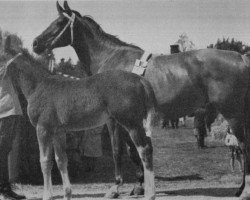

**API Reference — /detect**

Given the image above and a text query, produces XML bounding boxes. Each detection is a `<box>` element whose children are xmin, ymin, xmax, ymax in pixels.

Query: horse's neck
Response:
<box><xmin>15</xmin><ymin>69</ymin><xmax>41</xmax><ymax>100</ymax></box>
<box><xmin>73</xmin><ymin>40</ymin><xmax>92</xmax><ymax>76</ymax></box>
<box><xmin>73</xmin><ymin>29</ymin><xmax>144</xmax><ymax>75</ymax></box>
<box><xmin>19</xmin><ymin>74</ymin><xmax>38</xmax><ymax>99</ymax></box>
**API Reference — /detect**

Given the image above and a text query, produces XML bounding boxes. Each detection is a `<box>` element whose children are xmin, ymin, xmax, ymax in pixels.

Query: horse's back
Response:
<box><xmin>144</xmin><ymin>49</ymin><xmax>249</xmax><ymax>118</ymax></box>
<box><xmin>33</xmin><ymin>70</ymin><xmax>155</xmax><ymax>129</ymax></box>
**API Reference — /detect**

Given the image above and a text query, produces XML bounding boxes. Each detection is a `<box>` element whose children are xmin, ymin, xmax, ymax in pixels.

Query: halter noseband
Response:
<box><xmin>51</xmin><ymin>13</ymin><xmax>75</xmax><ymax>47</ymax></box>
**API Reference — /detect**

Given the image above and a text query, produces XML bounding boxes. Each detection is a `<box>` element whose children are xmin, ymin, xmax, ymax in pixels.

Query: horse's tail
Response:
<box><xmin>140</xmin><ymin>78</ymin><xmax>161</xmax><ymax>133</ymax></box>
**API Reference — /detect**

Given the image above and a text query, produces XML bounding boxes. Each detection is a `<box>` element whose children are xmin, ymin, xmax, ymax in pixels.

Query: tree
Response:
<box><xmin>207</xmin><ymin>37</ymin><xmax>250</xmax><ymax>54</ymax></box>
<box><xmin>176</xmin><ymin>33</ymin><xmax>195</xmax><ymax>52</ymax></box>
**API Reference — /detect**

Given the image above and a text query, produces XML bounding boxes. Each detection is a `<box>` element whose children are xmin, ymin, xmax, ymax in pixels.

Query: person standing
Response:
<box><xmin>193</xmin><ymin>108</ymin><xmax>207</xmax><ymax>148</ymax></box>
<box><xmin>0</xmin><ymin>35</ymin><xmax>26</xmax><ymax>199</ymax></box>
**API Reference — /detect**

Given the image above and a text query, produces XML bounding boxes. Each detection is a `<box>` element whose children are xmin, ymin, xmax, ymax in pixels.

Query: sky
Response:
<box><xmin>0</xmin><ymin>0</ymin><xmax>250</xmax><ymax>64</ymax></box>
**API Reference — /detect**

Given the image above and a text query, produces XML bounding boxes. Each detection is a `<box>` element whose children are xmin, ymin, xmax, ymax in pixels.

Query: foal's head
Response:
<box><xmin>33</xmin><ymin>1</ymin><xmax>82</xmax><ymax>55</ymax></box>
<box><xmin>7</xmin><ymin>49</ymin><xmax>52</xmax><ymax>83</ymax></box>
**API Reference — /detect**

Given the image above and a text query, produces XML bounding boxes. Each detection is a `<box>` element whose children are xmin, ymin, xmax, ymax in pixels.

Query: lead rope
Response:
<box><xmin>48</xmin><ymin>53</ymin><xmax>56</xmax><ymax>73</ymax></box>
<box><xmin>0</xmin><ymin>53</ymin><xmax>22</xmax><ymax>82</ymax></box>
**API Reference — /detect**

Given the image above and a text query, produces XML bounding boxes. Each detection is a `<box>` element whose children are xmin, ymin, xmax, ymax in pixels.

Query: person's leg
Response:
<box><xmin>236</xmin><ymin>149</ymin><xmax>244</xmax><ymax>172</ymax></box>
<box><xmin>0</xmin><ymin>115</ymin><xmax>25</xmax><ymax>199</ymax></box>
<box><xmin>175</xmin><ymin>119</ymin><xmax>179</xmax><ymax>129</ymax></box>
<box><xmin>230</xmin><ymin>149</ymin><xmax>235</xmax><ymax>172</ymax></box>
<box><xmin>200</xmin><ymin>134</ymin><xmax>205</xmax><ymax>148</ymax></box>
<box><xmin>8</xmin><ymin>116</ymin><xmax>22</xmax><ymax>183</ymax></box>
<box><xmin>200</xmin><ymin>126</ymin><xmax>207</xmax><ymax>148</ymax></box>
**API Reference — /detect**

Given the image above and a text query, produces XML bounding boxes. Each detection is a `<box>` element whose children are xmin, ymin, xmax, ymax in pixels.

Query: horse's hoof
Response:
<box><xmin>105</xmin><ymin>191</ymin><xmax>119</xmax><ymax>199</ymax></box>
<box><xmin>64</xmin><ymin>188</ymin><xmax>72</xmax><ymax>200</ymax></box>
<box><xmin>105</xmin><ymin>185</ymin><xmax>119</xmax><ymax>199</ymax></box>
<box><xmin>145</xmin><ymin>194</ymin><xmax>156</xmax><ymax>200</ymax></box>
<box><xmin>236</xmin><ymin>189</ymin><xmax>243</xmax><ymax>197</ymax></box>
<box><xmin>130</xmin><ymin>185</ymin><xmax>144</xmax><ymax>196</ymax></box>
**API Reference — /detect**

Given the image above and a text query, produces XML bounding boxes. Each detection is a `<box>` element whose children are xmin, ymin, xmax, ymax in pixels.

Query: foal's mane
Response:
<box><xmin>19</xmin><ymin>49</ymin><xmax>80</xmax><ymax>82</ymax></box>
<box><xmin>18</xmin><ymin>49</ymin><xmax>54</xmax><ymax>79</ymax></box>
<box><xmin>68</xmin><ymin>9</ymin><xmax>142</xmax><ymax>50</ymax></box>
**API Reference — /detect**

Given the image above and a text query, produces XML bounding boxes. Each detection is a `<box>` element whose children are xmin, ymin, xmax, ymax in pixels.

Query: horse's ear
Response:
<box><xmin>63</xmin><ymin>1</ymin><xmax>72</xmax><ymax>14</ymax></box>
<box><xmin>4</xmin><ymin>35</ymin><xmax>11</xmax><ymax>52</ymax></box>
<box><xmin>56</xmin><ymin>1</ymin><xmax>64</xmax><ymax>16</ymax></box>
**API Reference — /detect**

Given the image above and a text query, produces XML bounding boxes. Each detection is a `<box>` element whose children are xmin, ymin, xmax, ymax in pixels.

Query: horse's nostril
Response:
<box><xmin>33</xmin><ymin>39</ymin><xmax>38</xmax><ymax>48</ymax></box>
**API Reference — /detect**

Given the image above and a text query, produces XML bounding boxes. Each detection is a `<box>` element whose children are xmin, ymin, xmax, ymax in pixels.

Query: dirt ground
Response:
<box><xmin>15</xmin><ymin>120</ymin><xmax>242</xmax><ymax>200</ymax></box>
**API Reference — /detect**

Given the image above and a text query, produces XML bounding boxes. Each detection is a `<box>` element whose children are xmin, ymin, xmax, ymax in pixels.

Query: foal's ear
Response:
<box><xmin>56</xmin><ymin>1</ymin><xmax>64</xmax><ymax>16</ymax></box>
<box><xmin>63</xmin><ymin>1</ymin><xmax>72</xmax><ymax>14</ymax></box>
<box><xmin>4</xmin><ymin>35</ymin><xmax>11</xmax><ymax>52</ymax></box>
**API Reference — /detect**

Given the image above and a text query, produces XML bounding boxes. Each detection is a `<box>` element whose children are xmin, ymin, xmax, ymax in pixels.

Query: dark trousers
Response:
<box><xmin>195</xmin><ymin>126</ymin><xmax>206</xmax><ymax>148</ymax></box>
<box><xmin>0</xmin><ymin>115</ymin><xmax>21</xmax><ymax>185</ymax></box>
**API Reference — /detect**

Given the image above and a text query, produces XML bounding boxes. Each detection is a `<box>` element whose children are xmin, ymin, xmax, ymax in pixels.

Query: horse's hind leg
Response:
<box><xmin>126</xmin><ymin>125</ymin><xmax>155</xmax><ymax>200</ymax></box>
<box><xmin>53</xmin><ymin>129</ymin><xmax>71</xmax><ymax>200</ymax></box>
<box><xmin>36</xmin><ymin>125</ymin><xmax>53</xmax><ymax>200</ymax></box>
<box><xmin>105</xmin><ymin>119</ymin><xmax>123</xmax><ymax>198</ymax></box>
<box><xmin>123</xmin><ymin>133</ymin><xmax>144</xmax><ymax>195</ymax></box>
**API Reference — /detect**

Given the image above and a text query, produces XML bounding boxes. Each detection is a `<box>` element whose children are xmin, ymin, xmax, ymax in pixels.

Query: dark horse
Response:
<box><xmin>33</xmin><ymin>1</ymin><xmax>250</xmax><ymax>199</ymax></box>
<box><xmin>4</xmin><ymin>49</ymin><xmax>158</xmax><ymax>200</ymax></box>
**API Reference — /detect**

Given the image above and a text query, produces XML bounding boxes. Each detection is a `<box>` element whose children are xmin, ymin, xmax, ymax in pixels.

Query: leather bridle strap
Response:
<box><xmin>0</xmin><ymin>53</ymin><xmax>22</xmax><ymax>82</ymax></box>
<box><xmin>51</xmin><ymin>13</ymin><xmax>75</xmax><ymax>46</ymax></box>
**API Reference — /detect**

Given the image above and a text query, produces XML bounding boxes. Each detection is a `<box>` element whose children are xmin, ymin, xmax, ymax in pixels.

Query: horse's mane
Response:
<box><xmin>73</xmin><ymin>11</ymin><xmax>142</xmax><ymax>50</ymax></box>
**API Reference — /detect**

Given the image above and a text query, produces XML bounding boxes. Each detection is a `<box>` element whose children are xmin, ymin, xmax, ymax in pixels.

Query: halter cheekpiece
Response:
<box><xmin>51</xmin><ymin>12</ymin><xmax>76</xmax><ymax>46</ymax></box>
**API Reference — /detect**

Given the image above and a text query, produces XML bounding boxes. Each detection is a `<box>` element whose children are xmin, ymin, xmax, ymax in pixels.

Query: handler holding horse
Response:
<box><xmin>0</xmin><ymin>35</ymin><xmax>25</xmax><ymax>200</ymax></box>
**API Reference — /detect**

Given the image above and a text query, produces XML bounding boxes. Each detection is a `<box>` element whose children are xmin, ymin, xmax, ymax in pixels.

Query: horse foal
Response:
<box><xmin>7</xmin><ymin>55</ymin><xmax>157</xmax><ymax>200</ymax></box>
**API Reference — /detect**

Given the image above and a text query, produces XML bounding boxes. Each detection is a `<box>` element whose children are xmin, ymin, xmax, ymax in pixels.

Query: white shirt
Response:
<box><xmin>0</xmin><ymin>74</ymin><xmax>22</xmax><ymax>119</ymax></box>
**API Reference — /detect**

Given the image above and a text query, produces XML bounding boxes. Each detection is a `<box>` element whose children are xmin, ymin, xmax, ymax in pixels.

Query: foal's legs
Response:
<box><xmin>126</xmin><ymin>125</ymin><xmax>155</xmax><ymax>200</ymax></box>
<box><xmin>105</xmin><ymin>119</ymin><xmax>123</xmax><ymax>198</ymax></box>
<box><xmin>53</xmin><ymin>130</ymin><xmax>71</xmax><ymax>200</ymax></box>
<box><xmin>105</xmin><ymin>119</ymin><xmax>145</xmax><ymax>198</ymax></box>
<box><xmin>36</xmin><ymin>125</ymin><xmax>53</xmax><ymax>200</ymax></box>
<box><xmin>123</xmin><ymin>133</ymin><xmax>144</xmax><ymax>195</ymax></box>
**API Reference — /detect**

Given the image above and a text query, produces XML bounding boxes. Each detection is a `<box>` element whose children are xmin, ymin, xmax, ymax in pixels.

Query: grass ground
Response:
<box><xmin>15</xmin><ymin>121</ymin><xmax>242</xmax><ymax>200</ymax></box>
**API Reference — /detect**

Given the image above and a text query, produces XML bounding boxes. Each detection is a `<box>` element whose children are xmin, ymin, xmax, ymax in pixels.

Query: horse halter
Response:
<box><xmin>51</xmin><ymin>12</ymin><xmax>76</xmax><ymax>47</ymax></box>
<box><xmin>1</xmin><ymin>53</ymin><xmax>22</xmax><ymax>82</ymax></box>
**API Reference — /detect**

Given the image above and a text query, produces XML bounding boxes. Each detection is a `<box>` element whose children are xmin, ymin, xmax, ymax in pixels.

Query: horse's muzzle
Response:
<box><xmin>33</xmin><ymin>39</ymin><xmax>46</xmax><ymax>54</ymax></box>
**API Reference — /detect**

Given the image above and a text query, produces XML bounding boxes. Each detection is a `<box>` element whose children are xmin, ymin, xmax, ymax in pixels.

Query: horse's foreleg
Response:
<box><xmin>53</xmin><ymin>130</ymin><xmax>71</xmax><ymax>200</ymax></box>
<box><xmin>105</xmin><ymin>120</ymin><xmax>123</xmax><ymax>199</ymax></box>
<box><xmin>128</xmin><ymin>126</ymin><xmax>155</xmax><ymax>200</ymax></box>
<box><xmin>36</xmin><ymin>125</ymin><xmax>53</xmax><ymax>200</ymax></box>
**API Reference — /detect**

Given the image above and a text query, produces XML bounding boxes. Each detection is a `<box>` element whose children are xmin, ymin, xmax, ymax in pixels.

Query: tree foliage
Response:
<box><xmin>176</xmin><ymin>32</ymin><xmax>195</xmax><ymax>52</ymax></box>
<box><xmin>207</xmin><ymin>37</ymin><xmax>250</xmax><ymax>54</ymax></box>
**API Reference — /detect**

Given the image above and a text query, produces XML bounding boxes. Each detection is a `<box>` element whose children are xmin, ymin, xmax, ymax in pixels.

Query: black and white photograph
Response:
<box><xmin>0</xmin><ymin>0</ymin><xmax>249</xmax><ymax>199</ymax></box>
